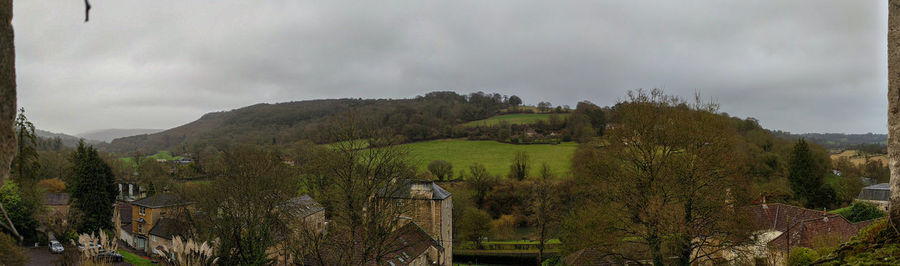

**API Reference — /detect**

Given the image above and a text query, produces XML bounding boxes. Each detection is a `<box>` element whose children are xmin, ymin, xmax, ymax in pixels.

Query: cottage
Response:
<box><xmin>382</xmin><ymin>222</ymin><xmax>443</xmax><ymax>266</ymax></box>
<box><xmin>283</xmin><ymin>195</ymin><xmax>326</xmax><ymax>231</ymax></box>
<box><xmin>746</xmin><ymin>203</ymin><xmax>880</xmax><ymax>264</ymax></box>
<box><xmin>379</xmin><ymin>180</ymin><xmax>452</xmax><ymax>266</ymax></box>
<box><xmin>42</xmin><ymin>192</ymin><xmax>70</xmax><ymax>223</ymax></box>
<box><xmin>128</xmin><ymin>194</ymin><xmax>191</xmax><ymax>253</ymax></box>
<box><xmin>857</xmin><ymin>183</ymin><xmax>890</xmax><ymax>211</ymax></box>
<box><xmin>147</xmin><ymin>218</ymin><xmax>189</xmax><ymax>254</ymax></box>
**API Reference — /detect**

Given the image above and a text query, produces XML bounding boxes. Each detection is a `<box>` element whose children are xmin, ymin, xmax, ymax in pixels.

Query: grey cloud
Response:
<box><xmin>12</xmin><ymin>0</ymin><xmax>887</xmax><ymax>134</ymax></box>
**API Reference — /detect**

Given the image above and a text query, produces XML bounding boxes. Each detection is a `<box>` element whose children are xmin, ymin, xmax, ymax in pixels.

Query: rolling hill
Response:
<box><xmin>101</xmin><ymin>92</ymin><xmax>510</xmax><ymax>153</ymax></box>
<box><xmin>78</xmin><ymin>128</ymin><xmax>163</xmax><ymax>142</ymax></box>
<box><xmin>36</xmin><ymin>129</ymin><xmax>100</xmax><ymax>147</ymax></box>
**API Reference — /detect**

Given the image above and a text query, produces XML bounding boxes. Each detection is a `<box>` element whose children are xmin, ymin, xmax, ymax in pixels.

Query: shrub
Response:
<box><xmin>788</xmin><ymin>247</ymin><xmax>818</xmax><ymax>266</ymax></box>
<box><xmin>855</xmin><ymin>218</ymin><xmax>891</xmax><ymax>244</ymax></box>
<box><xmin>0</xmin><ymin>233</ymin><xmax>28</xmax><ymax>266</ymax></box>
<box><xmin>841</xmin><ymin>202</ymin><xmax>886</xmax><ymax>223</ymax></box>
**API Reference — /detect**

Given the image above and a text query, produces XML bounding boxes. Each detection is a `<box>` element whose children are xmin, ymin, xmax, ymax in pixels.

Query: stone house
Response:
<box><xmin>379</xmin><ymin>180</ymin><xmax>452</xmax><ymax>266</ymax></box>
<box><xmin>42</xmin><ymin>192</ymin><xmax>70</xmax><ymax>223</ymax></box>
<box><xmin>147</xmin><ymin>218</ymin><xmax>189</xmax><ymax>254</ymax></box>
<box><xmin>283</xmin><ymin>195</ymin><xmax>326</xmax><ymax>231</ymax></box>
<box><xmin>129</xmin><ymin>194</ymin><xmax>191</xmax><ymax>253</ymax></box>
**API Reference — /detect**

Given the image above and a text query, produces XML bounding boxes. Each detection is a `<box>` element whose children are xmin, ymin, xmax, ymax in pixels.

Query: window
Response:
<box><xmin>152</xmin><ymin>235</ymin><xmax>156</xmax><ymax>242</ymax></box>
<box><xmin>138</xmin><ymin>224</ymin><xmax>143</xmax><ymax>234</ymax></box>
<box><xmin>139</xmin><ymin>207</ymin><xmax>146</xmax><ymax>216</ymax></box>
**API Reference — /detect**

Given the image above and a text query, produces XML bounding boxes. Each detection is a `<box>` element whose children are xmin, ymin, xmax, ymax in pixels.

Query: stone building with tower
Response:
<box><xmin>380</xmin><ymin>179</ymin><xmax>453</xmax><ymax>265</ymax></box>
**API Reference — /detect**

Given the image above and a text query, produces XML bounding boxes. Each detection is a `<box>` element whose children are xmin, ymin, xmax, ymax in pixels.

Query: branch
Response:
<box><xmin>84</xmin><ymin>0</ymin><xmax>91</xmax><ymax>22</ymax></box>
<box><xmin>0</xmin><ymin>201</ymin><xmax>21</xmax><ymax>241</ymax></box>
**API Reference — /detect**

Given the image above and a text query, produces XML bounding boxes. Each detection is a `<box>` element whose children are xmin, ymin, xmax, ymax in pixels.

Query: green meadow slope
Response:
<box><xmin>462</xmin><ymin>113</ymin><xmax>569</xmax><ymax>127</ymax></box>
<box><xmin>402</xmin><ymin>139</ymin><xmax>577</xmax><ymax>178</ymax></box>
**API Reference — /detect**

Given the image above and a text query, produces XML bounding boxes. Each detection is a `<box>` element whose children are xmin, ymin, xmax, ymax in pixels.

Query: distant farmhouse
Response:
<box><xmin>857</xmin><ymin>183</ymin><xmax>890</xmax><ymax>211</ymax></box>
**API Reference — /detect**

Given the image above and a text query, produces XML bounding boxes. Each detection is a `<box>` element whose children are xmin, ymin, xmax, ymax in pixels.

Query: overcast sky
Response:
<box><xmin>13</xmin><ymin>1</ymin><xmax>888</xmax><ymax>134</ymax></box>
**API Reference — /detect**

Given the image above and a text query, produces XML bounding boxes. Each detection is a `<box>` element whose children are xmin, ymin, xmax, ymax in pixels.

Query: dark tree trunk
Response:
<box><xmin>678</xmin><ymin>201</ymin><xmax>693</xmax><ymax>266</ymax></box>
<box><xmin>0</xmin><ymin>0</ymin><xmax>15</xmax><ymax>186</ymax></box>
<box><xmin>0</xmin><ymin>0</ymin><xmax>19</xmax><ymax>240</ymax></box>
<box><xmin>889</xmin><ymin>0</ymin><xmax>900</xmax><ymax>228</ymax></box>
<box><xmin>649</xmin><ymin>233</ymin><xmax>663</xmax><ymax>266</ymax></box>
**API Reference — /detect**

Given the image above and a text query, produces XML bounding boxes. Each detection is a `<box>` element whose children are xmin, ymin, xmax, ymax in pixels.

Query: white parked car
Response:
<box><xmin>49</xmin><ymin>240</ymin><xmax>64</xmax><ymax>254</ymax></box>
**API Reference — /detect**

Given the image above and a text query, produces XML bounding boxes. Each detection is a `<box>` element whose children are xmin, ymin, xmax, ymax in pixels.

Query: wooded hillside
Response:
<box><xmin>101</xmin><ymin>91</ymin><xmax>514</xmax><ymax>153</ymax></box>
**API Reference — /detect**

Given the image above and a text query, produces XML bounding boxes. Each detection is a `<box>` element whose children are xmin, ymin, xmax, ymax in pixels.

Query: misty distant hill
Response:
<box><xmin>772</xmin><ymin>132</ymin><xmax>886</xmax><ymax>150</ymax></box>
<box><xmin>35</xmin><ymin>129</ymin><xmax>100</xmax><ymax>147</ymax></box>
<box><xmin>78</xmin><ymin>129</ymin><xmax>163</xmax><ymax>143</ymax></box>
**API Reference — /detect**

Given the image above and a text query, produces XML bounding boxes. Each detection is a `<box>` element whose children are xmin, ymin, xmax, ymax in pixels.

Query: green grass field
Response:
<box><xmin>462</xmin><ymin>113</ymin><xmax>569</xmax><ymax>127</ymax></box>
<box><xmin>119</xmin><ymin>150</ymin><xmax>184</xmax><ymax>166</ymax></box>
<box><xmin>402</xmin><ymin>139</ymin><xmax>577</xmax><ymax>178</ymax></box>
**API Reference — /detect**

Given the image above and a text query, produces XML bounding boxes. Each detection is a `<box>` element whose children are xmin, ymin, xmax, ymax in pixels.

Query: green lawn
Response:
<box><xmin>402</xmin><ymin>139</ymin><xmax>577</xmax><ymax>178</ymax></box>
<box><xmin>462</xmin><ymin>113</ymin><xmax>569</xmax><ymax>127</ymax></box>
<box><xmin>119</xmin><ymin>150</ymin><xmax>185</xmax><ymax>166</ymax></box>
<box><xmin>831</xmin><ymin>206</ymin><xmax>851</xmax><ymax>217</ymax></box>
<box><xmin>118</xmin><ymin>249</ymin><xmax>154</xmax><ymax>266</ymax></box>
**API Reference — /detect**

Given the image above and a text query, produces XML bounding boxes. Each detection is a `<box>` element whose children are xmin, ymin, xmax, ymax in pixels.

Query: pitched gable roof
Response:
<box><xmin>148</xmin><ymin>218</ymin><xmax>188</xmax><ymax>239</ymax></box>
<box><xmin>748</xmin><ymin>203</ymin><xmax>835</xmax><ymax>232</ymax></box>
<box><xmin>383</xmin><ymin>222</ymin><xmax>442</xmax><ymax>266</ymax></box>
<box><xmin>132</xmin><ymin>194</ymin><xmax>189</xmax><ymax>208</ymax></box>
<box><xmin>282</xmin><ymin>195</ymin><xmax>324</xmax><ymax>219</ymax></box>
<box><xmin>748</xmin><ymin>203</ymin><xmax>881</xmax><ymax>250</ymax></box>
<box><xmin>563</xmin><ymin>248</ymin><xmax>617</xmax><ymax>266</ymax></box>
<box><xmin>858</xmin><ymin>183</ymin><xmax>890</xmax><ymax>201</ymax></box>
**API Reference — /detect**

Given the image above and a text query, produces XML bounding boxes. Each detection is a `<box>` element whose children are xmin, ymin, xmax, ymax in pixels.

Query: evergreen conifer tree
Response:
<box><xmin>70</xmin><ymin>141</ymin><xmax>117</xmax><ymax>233</ymax></box>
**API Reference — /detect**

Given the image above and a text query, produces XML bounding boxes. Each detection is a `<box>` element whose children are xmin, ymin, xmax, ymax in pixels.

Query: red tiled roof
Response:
<box><xmin>748</xmin><ymin>203</ymin><xmax>880</xmax><ymax>250</ymax></box>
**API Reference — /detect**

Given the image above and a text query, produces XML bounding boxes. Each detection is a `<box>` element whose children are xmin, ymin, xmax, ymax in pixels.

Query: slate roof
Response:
<box><xmin>563</xmin><ymin>248</ymin><xmax>617</xmax><ymax>266</ymax></box>
<box><xmin>132</xmin><ymin>194</ymin><xmax>189</xmax><ymax>208</ymax></box>
<box><xmin>283</xmin><ymin>195</ymin><xmax>324</xmax><ymax>219</ymax></box>
<box><xmin>148</xmin><ymin>218</ymin><xmax>188</xmax><ymax>239</ymax></box>
<box><xmin>858</xmin><ymin>183</ymin><xmax>890</xmax><ymax>201</ymax></box>
<box><xmin>381</xmin><ymin>222</ymin><xmax>443</xmax><ymax>266</ymax></box>
<box><xmin>43</xmin><ymin>192</ymin><xmax>70</xmax><ymax>206</ymax></box>
<box><xmin>379</xmin><ymin>179</ymin><xmax>451</xmax><ymax>200</ymax></box>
